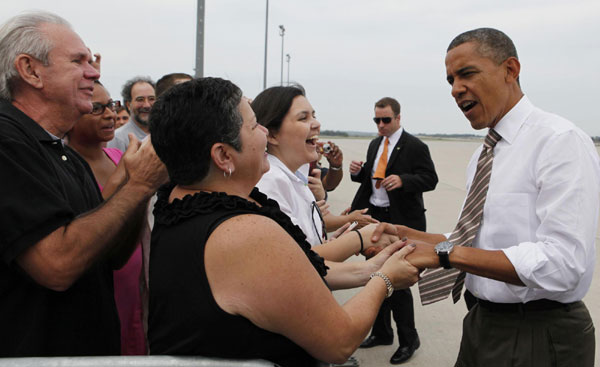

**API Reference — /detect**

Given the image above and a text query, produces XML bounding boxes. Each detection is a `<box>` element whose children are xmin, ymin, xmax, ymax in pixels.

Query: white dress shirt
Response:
<box><xmin>369</xmin><ymin>127</ymin><xmax>403</xmax><ymax>208</ymax></box>
<box><xmin>462</xmin><ymin>95</ymin><xmax>600</xmax><ymax>303</ymax></box>
<box><xmin>256</xmin><ymin>154</ymin><xmax>324</xmax><ymax>246</ymax></box>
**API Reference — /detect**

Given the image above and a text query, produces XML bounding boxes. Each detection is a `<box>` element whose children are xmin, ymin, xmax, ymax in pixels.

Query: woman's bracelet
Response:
<box><xmin>370</xmin><ymin>271</ymin><xmax>394</xmax><ymax>298</ymax></box>
<box><xmin>329</xmin><ymin>165</ymin><xmax>342</xmax><ymax>171</ymax></box>
<box><xmin>353</xmin><ymin>228</ymin><xmax>363</xmax><ymax>253</ymax></box>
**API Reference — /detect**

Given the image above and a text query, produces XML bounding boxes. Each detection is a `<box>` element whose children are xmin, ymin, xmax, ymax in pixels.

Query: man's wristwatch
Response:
<box><xmin>435</xmin><ymin>241</ymin><xmax>454</xmax><ymax>269</ymax></box>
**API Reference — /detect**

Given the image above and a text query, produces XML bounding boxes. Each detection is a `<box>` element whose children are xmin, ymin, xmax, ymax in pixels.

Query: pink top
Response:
<box><xmin>102</xmin><ymin>148</ymin><xmax>147</xmax><ymax>355</ymax></box>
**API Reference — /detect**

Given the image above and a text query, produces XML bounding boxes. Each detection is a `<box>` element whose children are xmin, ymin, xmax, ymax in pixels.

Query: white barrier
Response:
<box><xmin>0</xmin><ymin>356</ymin><xmax>277</xmax><ymax>367</ymax></box>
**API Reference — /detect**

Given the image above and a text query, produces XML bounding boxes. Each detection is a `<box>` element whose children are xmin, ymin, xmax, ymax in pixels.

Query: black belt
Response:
<box><xmin>475</xmin><ymin>296</ymin><xmax>574</xmax><ymax>313</ymax></box>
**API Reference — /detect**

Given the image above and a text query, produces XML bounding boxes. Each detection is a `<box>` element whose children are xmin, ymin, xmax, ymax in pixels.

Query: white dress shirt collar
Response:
<box><xmin>385</xmin><ymin>126</ymin><xmax>403</xmax><ymax>148</ymax></box>
<box><xmin>268</xmin><ymin>154</ymin><xmax>304</xmax><ymax>184</ymax></box>
<box><xmin>493</xmin><ymin>95</ymin><xmax>532</xmax><ymax>145</ymax></box>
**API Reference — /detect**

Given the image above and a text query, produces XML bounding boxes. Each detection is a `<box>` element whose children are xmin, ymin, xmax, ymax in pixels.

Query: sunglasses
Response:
<box><xmin>90</xmin><ymin>100</ymin><xmax>121</xmax><ymax>115</ymax></box>
<box><xmin>373</xmin><ymin>117</ymin><xmax>393</xmax><ymax>124</ymax></box>
<box><xmin>310</xmin><ymin>201</ymin><xmax>328</xmax><ymax>244</ymax></box>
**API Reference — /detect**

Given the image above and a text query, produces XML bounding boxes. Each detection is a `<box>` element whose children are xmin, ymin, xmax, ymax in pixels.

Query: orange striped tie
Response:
<box><xmin>418</xmin><ymin>129</ymin><xmax>502</xmax><ymax>305</ymax></box>
<box><xmin>373</xmin><ymin>138</ymin><xmax>389</xmax><ymax>189</ymax></box>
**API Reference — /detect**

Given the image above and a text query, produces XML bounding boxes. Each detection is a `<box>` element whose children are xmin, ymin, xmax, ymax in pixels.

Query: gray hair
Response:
<box><xmin>447</xmin><ymin>27</ymin><xmax>518</xmax><ymax>65</ymax></box>
<box><xmin>121</xmin><ymin>76</ymin><xmax>156</xmax><ymax>111</ymax></box>
<box><xmin>0</xmin><ymin>11</ymin><xmax>71</xmax><ymax>100</ymax></box>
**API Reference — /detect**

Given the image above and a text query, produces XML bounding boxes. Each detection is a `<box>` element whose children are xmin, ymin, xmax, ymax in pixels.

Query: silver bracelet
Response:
<box><xmin>370</xmin><ymin>271</ymin><xmax>393</xmax><ymax>298</ymax></box>
<box><xmin>329</xmin><ymin>165</ymin><xmax>342</xmax><ymax>171</ymax></box>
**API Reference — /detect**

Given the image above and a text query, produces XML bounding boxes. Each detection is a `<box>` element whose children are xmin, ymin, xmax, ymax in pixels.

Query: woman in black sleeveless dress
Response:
<box><xmin>147</xmin><ymin>77</ymin><xmax>419</xmax><ymax>366</ymax></box>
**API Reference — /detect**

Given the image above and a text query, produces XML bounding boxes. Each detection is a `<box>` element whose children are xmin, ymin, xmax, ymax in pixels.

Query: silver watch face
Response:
<box><xmin>435</xmin><ymin>241</ymin><xmax>453</xmax><ymax>254</ymax></box>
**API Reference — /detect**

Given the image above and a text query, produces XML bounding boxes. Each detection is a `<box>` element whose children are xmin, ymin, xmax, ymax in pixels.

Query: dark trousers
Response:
<box><xmin>368</xmin><ymin>205</ymin><xmax>418</xmax><ymax>346</ymax></box>
<box><xmin>455</xmin><ymin>300</ymin><xmax>595</xmax><ymax>367</ymax></box>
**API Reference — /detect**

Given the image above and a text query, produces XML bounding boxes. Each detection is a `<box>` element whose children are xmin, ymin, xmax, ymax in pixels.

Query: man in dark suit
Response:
<box><xmin>350</xmin><ymin>97</ymin><xmax>438</xmax><ymax>364</ymax></box>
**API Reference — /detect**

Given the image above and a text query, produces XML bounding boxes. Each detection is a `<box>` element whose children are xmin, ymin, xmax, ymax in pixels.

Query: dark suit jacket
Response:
<box><xmin>350</xmin><ymin>131</ymin><xmax>438</xmax><ymax>231</ymax></box>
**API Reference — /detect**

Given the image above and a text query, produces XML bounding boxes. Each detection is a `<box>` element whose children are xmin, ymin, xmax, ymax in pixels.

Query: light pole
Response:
<box><xmin>195</xmin><ymin>0</ymin><xmax>205</xmax><ymax>78</ymax></box>
<box><xmin>286</xmin><ymin>54</ymin><xmax>291</xmax><ymax>85</ymax></box>
<box><xmin>279</xmin><ymin>25</ymin><xmax>285</xmax><ymax>86</ymax></box>
<box><xmin>263</xmin><ymin>0</ymin><xmax>269</xmax><ymax>90</ymax></box>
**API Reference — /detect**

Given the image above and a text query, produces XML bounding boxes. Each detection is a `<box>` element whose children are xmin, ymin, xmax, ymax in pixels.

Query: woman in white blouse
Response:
<box><xmin>252</xmin><ymin>85</ymin><xmax>390</xmax><ymax>288</ymax></box>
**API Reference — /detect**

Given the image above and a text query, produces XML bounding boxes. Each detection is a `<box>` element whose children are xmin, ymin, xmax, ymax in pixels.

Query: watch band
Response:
<box><xmin>438</xmin><ymin>253</ymin><xmax>452</xmax><ymax>269</ymax></box>
<box><xmin>370</xmin><ymin>271</ymin><xmax>394</xmax><ymax>298</ymax></box>
<box><xmin>435</xmin><ymin>241</ymin><xmax>454</xmax><ymax>270</ymax></box>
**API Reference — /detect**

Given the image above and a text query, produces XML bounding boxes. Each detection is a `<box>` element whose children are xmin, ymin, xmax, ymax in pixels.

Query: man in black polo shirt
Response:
<box><xmin>0</xmin><ymin>11</ymin><xmax>167</xmax><ymax>356</ymax></box>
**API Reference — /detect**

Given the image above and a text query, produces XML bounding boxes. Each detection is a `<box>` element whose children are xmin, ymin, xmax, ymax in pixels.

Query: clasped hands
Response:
<box><xmin>353</xmin><ymin>223</ymin><xmax>442</xmax><ymax>291</ymax></box>
<box><xmin>356</xmin><ymin>223</ymin><xmax>422</xmax><ymax>290</ymax></box>
<box><xmin>368</xmin><ymin>222</ymin><xmax>440</xmax><ymax>270</ymax></box>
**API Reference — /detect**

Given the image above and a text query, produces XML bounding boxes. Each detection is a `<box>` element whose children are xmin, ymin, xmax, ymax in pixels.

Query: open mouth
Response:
<box><xmin>102</xmin><ymin>121</ymin><xmax>115</xmax><ymax>130</ymax></box>
<box><xmin>306</xmin><ymin>135</ymin><xmax>319</xmax><ymax>146</ymax></box>
<box><xmin>459</xmin><ymin>100</ymin><xmax>477</xmax><ymax>112</ymax></box>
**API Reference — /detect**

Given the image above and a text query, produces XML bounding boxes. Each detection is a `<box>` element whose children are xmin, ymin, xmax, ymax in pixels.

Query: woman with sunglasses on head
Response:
<box><xmin>147</xmin><ymin>77</ymin><xmax>419</xmax><ymax>366</ymax></box>
<box><xmin>68</xmin><ymin>80</ymin><xmax>147</xmax><ymax>355</ymax></box>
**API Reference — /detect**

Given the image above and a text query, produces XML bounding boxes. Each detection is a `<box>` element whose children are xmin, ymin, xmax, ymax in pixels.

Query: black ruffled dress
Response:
<box><xmin>148</xmin><ymin>185</ymin><xmax>328</xmax><ymax>367</ymax></box>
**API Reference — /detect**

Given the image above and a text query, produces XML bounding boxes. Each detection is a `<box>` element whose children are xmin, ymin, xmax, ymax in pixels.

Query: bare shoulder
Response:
<box><xmin>207</xmin><ymin>213</ymin><xmax>290</xmax><ymax>253</ymax></box>
<box><xmin>204</xmin><ymin>213</ymin><xmax>313</xmax><ymax>312</ymax></box>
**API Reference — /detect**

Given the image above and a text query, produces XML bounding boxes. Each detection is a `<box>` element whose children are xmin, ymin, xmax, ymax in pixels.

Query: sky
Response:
<box><xmin>2</xmin><ymin>0</ymin><xmax>599</xmax><ymax>136</ymax></box>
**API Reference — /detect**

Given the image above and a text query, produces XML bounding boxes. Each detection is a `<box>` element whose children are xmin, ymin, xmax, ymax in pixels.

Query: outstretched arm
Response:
<box><xmin>206</xmin><ymin>215</ymin><xmax>419</xmax><ymax>364</ymax></box>
<box><xmin>313</xmin><ymin>223</ymin><xmax>397</xmax><ymax>262</ymax></box>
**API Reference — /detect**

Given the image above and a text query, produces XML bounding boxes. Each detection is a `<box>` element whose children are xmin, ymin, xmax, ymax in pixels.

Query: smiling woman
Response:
<box><xmin>68</xmin><ymin>81</ymin><xmax>121</xmax><ymax>189</ymax></box>
<box><xmin>67</xmin><ymin>81</ymin><xmax>147</xmax><ymax>355</ymax></box>
<box><xmin>252</xmin><ymin>85</ymin><xmax>325</xmax><ymax>244</ymax></box>
<box><xmin>146</xmin><ymin>77</ymin><xmax>420</xmax><ymax>366</ymax></box>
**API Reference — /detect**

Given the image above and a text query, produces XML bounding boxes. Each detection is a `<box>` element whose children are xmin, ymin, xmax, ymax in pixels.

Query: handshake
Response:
<box><xmin>361</xmin><ymin>235</ymin><xmax>407</xmax><ymax>259</ymax></box>
<box><xmin>355</xmin><ymin>223</ymin><xmax>445</xmax><ymax>272</ymax></box>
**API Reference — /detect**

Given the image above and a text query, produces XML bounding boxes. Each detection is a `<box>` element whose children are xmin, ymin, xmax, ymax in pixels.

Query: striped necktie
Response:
<box><xmin>418</xmin><ymin>129</ymin><xmax>502</xmax><ymax>305</ymax></box>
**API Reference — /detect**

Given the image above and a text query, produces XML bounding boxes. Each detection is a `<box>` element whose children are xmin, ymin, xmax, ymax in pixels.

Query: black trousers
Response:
<box><xmin>367</xmin><ymin>205</ymin><xmax>418</xmax><ymax>346</ymax></box>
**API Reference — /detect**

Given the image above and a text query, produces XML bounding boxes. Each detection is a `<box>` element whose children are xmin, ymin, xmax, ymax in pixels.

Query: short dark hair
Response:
<box><xmin>121</xmin><ymin>76</ymin><xmax>155</xmax><ymax>112</ymax></box>
<box><xmin>251</xmin><ymin>84</ymin><xmax>306</xmax><ymax>135</ymax></box>
<box><xmin>447</xmin><ymin>27</ymin><xmax>518</xmax><ymax>65</ymax></box>
<box><xmin>155</xmin><ymin>72</ymin><xmax>193</xmax><ymax>97</ymax></box>
<box><xmin>149</xmin><ymin>77</ymin><xmax>243</xmax><ymax>185</ymax></box>
<box><xmin>375</xmin><ymin>97</ymin><xmax>401</xmax><ymax>116</ymax></box>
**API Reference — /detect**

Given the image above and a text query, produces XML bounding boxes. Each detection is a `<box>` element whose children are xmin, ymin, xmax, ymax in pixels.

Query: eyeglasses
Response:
<box><xmin>90</xmin><ymin>100</ymin><xmax>121</xmax><ymax>115</ymax></box>
<box><xmin>373</xmin><ymin>117</ymin><xmax>393</xmax><ymax>124</ymax></box>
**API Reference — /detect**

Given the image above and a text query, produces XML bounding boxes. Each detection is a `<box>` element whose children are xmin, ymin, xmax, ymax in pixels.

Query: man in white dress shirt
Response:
<box><xmin>378</xmin><ymin>28</ymin><xmax>599</xmax><ymax>366</ymax></box>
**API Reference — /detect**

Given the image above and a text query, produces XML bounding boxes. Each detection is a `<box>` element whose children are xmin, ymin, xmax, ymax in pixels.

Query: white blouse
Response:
<box><xmin>256</xmin><ymin>154</ymin><xmax>324</xmax><ymax>246</ymax></box>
